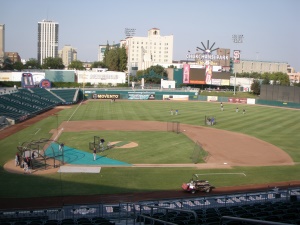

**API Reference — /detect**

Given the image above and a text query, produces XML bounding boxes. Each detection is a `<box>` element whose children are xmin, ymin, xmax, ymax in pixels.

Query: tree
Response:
<box><xmin>42</xmin><ymin>57</ymin><xmax>65</xmax><ymax>69</ymax></box>
<box><xmin>136</xmin><ymin>65</ymin><xmax>168</xmax><ymax>84</ymax></box>
<box><xmin>106</xmin><ymin>48</ymin><xmax>119</xmax><ymax>71</ymax></box>
<box><xmin>1</xmin><ymin>57</ymin><xmax>13</xmax><ymax>70</ymax></box>
<box><xmin>68</xmin><ymin>60</ymin><xmax>84</xmax><ymax>70</ymax></box>
<box><xmin>118</xmin><ymin>46</ymin><xmax>127</xmax><ymax>72</ymax></box>
<box><xmin>102</xmin><ymin>44</ymin><xmax>127</xmax><ymax>72</ymax></box>
<box><xmin>90</xmin><ymin>61</ymin><xmax>106</xmax><ymax>69</ymax></box>
<box><xmin>262</xmin><ymin>75</ymin><xmax>270</xmax><ymax>85</ymax></box>
<box><xmin>24</xmin><ymin>58</ymin><xmax>41</xmax><ymax>69</ymax></box>
<box><xmin>13</xmin><ymin>61</ymin><xmax>24</xmax><ymax>71</ymax></box>
<box><xmin>251</xmin><ymin>80</ymin><xmax>261</xmax><ymax>95</ymax></box>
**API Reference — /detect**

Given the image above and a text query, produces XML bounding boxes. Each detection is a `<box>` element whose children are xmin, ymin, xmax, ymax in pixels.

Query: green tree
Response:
<box><xmin>24</xmin><ymin>58</ymin><xmax>41</xmax><ymax>69</ymax></box>
<box><xmin>1</xmin><ymin>57</ymin><xmax>13</xmax><ymax>70</ymax></box>
<box><xmin>42</xmin><ymin>57</ymin><xmax>65</xmax><ymax>69</ymax></box>
<box><xmin>13</xmin><ymin>61</ymin><xmax>24</xmax><ymax>71</ymax></box>
<box><xmin>106</xmin><ymin>48</ymin><xmax>119</xmax><ymax>71</ymax></box>
<box><xmin>137</xmin><ymin>65</ymin><xmax>167</xmax><ymax>84</ymax></box>
<box><xmin>68</xmin><ymin>60</ymin><xmax>84</xmax><ymax>70</ymax></box>
<box><xmin>103</xmin><ymin>42</ymin><xmax>110</xmax><ymax>66</ymax></box>
<box><xmin>102</xmin><ymin>44</ymin><xmax>127</xmax><ymax>72</ymax></box>
<box><xmin>261</xmin><ymin>75</ymin><xmax>270</xmax><ymax>85</ymax></box>
<box><xmin>118</xmin><ymin>46</ymin><xmax>127</xmax><ymax>71</ymax></box>
<box><xmin>251</xmin><ymin>80</ymin><xmax>261</xmax><ymax>95</ymax></box>
<box><xmin>90</xmin><ymin>61</ymin><xmax>106</xmax><ymax>69</ymax></box>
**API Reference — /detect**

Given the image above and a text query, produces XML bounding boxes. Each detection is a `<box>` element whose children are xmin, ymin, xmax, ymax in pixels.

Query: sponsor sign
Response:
<box><xmin>92</xmin><ymin>94</ymin><xmax>120</xmax><ymax>99</ymax></box>
<box><xmin>163</xmin><ymin>95</ymin><xmax>189</xmax><ymax>101</ymax></box>
<box><xmin>128</xmin><ymin>92</ymin><xmax>155</xmax><ymax>100</ymax></box>
<box><xmin>233</xmin><ymin>50</ymin><xmax>241</xmax><ymax>64</ymax></box>
<box><xmin>207</xmin><ymin>96</ymin><xmax>218</xmax><ymax>102</ymax></box>
<box><xmin>228</xmin><ymin>98</ymin><xmax>247</xmax><ymax>103</ymax></box>
<box><xmin>39</xmin><ymin>79</ymin><xmax>51</xmax><ymax>88</ymax></box>
<box><xmin>183</xmin><ymin>64</ymin><xmax>190</xmax><ymax>84</ymax></box>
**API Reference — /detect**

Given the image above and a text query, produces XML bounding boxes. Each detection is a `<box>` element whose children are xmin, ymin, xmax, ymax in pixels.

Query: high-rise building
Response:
<box><xmin>125</xmin><ymin>28</ymin><xmax>173</xmax><ymax>75</ymax></box>
<box><xmin>59</xmin><ymin>45</ymin><xmax>77</xmax><ymax>68</ymax></box>
<box><xmin>0</xmin><ymin>24</ymin><xmax>5</xmax><ymax>67</ymax></box>
<box><xmin>37</xmin><ymin>20</ymin><xmax>59</xmax><ymax>65</ymax></box>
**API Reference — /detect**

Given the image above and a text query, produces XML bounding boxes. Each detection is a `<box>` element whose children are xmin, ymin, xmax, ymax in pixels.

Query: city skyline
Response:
<box><xmin>0</xmin><ymin>0</ymin><xmax>299</xmax><ymax>71</ymax></box>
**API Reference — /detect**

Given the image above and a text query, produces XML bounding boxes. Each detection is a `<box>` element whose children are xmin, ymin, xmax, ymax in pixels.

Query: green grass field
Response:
<box><xmin>1</xmin><ymin>100</ymin><xmax>300</xmax><ymax>198</ymax></box>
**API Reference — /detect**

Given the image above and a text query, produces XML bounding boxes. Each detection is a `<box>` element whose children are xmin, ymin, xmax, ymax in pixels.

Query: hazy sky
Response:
<box><xmin>1</xmin><ymin>0</ymin><xmax>299</xmax><ymax>71</ymax></box>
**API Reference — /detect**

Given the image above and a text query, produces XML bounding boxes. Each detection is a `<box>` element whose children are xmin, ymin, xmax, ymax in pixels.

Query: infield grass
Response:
<box><xmin>0</xmin><ymin>100</ymin><xmax>300</xmax><ymax>198</ymax></box>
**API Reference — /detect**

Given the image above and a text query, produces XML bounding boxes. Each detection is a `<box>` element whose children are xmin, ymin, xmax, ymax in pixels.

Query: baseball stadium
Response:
<box><xmin>1</xmin><ymin>83</ymin><xmax>300</xmax><ymax>225</ymax></box>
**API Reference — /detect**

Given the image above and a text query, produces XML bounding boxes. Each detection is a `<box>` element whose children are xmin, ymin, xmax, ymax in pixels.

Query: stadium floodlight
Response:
<box><xmin>125</xmin><ymin>28</ymin><xmax>136</xmax><ymax>37</ymax></box>
<box><xmin>232</xmin><ymin>34</ymin><xmax>244</xmax><ymax>43</ymax></box>
<box><xmin>232</xmin><ymin>34</ymin><xmax>244</xmax><ymax>95</ymax></box>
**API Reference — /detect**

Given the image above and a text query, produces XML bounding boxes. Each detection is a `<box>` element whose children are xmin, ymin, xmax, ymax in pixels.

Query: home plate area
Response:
<box><xmin>58</xmin><ymin>166</ymin><xmax>101</xmax><ymax>173</ymax></box>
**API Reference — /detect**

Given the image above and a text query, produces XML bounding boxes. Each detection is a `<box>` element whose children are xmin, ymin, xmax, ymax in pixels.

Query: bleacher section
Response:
<box><xmin>51</xmin><ymin>89</ymin><xmax>78</xmax><ymax>104</ymax></box>
<box><xmin>0</xmin><ymin>216</ymin><xmax>115</xmax><ymax>225</ymax></box>
<box><xmin>0</xmin><ymin>88</ymin><xmax>79</xmax><ymax>123</ymax></box>
<box><xmin>29</xmin><ymin>88</ymin><xmax>63</xmax><ymax>105</ymax></box>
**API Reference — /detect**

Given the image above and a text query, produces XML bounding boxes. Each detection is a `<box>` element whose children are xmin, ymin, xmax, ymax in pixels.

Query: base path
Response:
<box><xmin>54</xmin><ymin>120</ymin><xmax>293</xmax><ymax>167</ymax></box>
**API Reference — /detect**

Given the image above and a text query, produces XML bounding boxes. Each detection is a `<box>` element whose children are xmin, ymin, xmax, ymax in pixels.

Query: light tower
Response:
<box><xmin>125</xmin><ymin>28</ymin><xmax>136</xmax><ymax>86</ymax></box>
<box><xmin>232</xmin><ymin>34</ymin><xmax>244</xmax><ymax>95</ymax></box>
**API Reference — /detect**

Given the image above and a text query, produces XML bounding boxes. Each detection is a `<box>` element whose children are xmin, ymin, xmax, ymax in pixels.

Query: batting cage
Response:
<box><xmin>89</xmin><ymin>136</ymin><xmax>101</xmax><ymax>151</ymax></box>
<box><xmin>190</xmin><ymin>141</ymin><xmax>209</xmax><ymax>164</ymax></box>
<box><xmin>167</xmin><ymin>121</ymin><xmax>180</xmax><ymax>134</ymax></box>
<box><xmin>17</xmin><ymin>138</ymin><xmax>64</xmax><ymax>171</ymax></box>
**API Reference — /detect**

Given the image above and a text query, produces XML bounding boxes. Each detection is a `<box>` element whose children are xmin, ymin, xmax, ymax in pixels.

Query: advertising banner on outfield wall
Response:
<box><xmin>163</xmin><ymin>95</ymin><xmax>189</xmax><ymax>100</ymax></box>
<box><xmin>228</xmin><ymin>98</ymin><xmax>247</xmax><ymax>103</ymax></box>
<box><xmin>92</xmin><ymin>94</ymin><xmax>120</xmax><ymax>99</ymax></box>
<box><xmin>207</xmin><ymin>96</ymin><xmax>218</xmax><ymax>102</ymax></box>
<box><xmin>128</xmin><ymin>92</ymin><xmax>155</xmax><ymax>100</ymax></box>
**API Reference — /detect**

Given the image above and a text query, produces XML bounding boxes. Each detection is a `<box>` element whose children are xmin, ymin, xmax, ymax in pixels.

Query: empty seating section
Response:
<box><xmin>136</xmin><ymin>200</ymin><xmax>300</xmax><ymax>225</ymax></box>
<box><xmin>0</xmin><ymin>216</ymin><xmax>115</xmax><ymax>225</ymax></box>
<box><xmin>51</xmin><ymin>89</ymin><xmax>78</xmax><ymax>103</ymax></box>
<box><xmin>29</xmin><ymin>88</ymin><xmax>63</xmax><ymax>104</ymax></box>
<box><xmin>0</xmin><ymin>88</ymin><xmax>78</xmax><ymax>122</ymax></box>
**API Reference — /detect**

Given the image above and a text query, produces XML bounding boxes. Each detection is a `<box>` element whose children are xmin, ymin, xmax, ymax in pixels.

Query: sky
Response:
<box><xmin>1</xmin><ymin>0</ymin><xmax>299</xmax><ymax>72</ymax></box>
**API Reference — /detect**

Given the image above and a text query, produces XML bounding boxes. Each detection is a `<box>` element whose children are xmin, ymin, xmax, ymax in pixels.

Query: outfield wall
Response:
<box><xmin>82</xmin><ymin>88</ymin><xmax>300</xmax><ymax>108</ymax></box>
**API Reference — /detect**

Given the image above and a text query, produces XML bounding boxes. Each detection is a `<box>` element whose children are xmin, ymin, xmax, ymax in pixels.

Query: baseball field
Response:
<box><xmin>1</xmin><ymin>99</ymin><xmax>300</xmax><ymax>203</ymax></box>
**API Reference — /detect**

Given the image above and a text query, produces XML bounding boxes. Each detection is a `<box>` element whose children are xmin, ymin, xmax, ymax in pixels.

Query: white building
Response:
<box><xmin>77</xmin><ymin>71</ymin><xmax>126</xmax><ymax>86</ymax></box>
<box><xmin>125</xmin><ymin>28</ymin><xmax>173</xmax><ymax>75</ymax></box>
<box><xmin>37</xmin><ymin>20</ymin><xmax>59</xmax><ymax>65</ymax></box>
<box><xmin>234</xmin><ymin>60</ymin><xmax>288</xmax><ymax>74</ymax></box>
<box><xmin>59</xmin><ymin>45</ymin><xmax>77</xmax><ymax>68</ymax></box>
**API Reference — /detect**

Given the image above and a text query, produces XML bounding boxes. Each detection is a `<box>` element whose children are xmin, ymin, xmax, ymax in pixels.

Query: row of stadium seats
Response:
<box><xmin>0</xmin><ymin>88</ymin><xmax>79</xmax><ymax>122</ymax></box>
<box><xmin>51</xmin><ymin>89</ymin><xmax>78</xmax><ymax>103</ymax></box>
<box><xmin>0</xmin><ymin>216</ymin><xmax>114</xmax><ymax>225</ymax></box>
<box><xmin>138</xmin><ymin>200</ymin><xmax>300</xmax><ymax>225</ymax></box>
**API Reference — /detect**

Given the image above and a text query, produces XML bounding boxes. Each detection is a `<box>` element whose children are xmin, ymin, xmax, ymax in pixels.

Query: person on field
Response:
<box><xmin>15</xmin><ymin>153</ymin><xmax>20</xmax><ymax>166</ymax></box>
<box><xmin>93</xmin><ymin>148</ymin><xmax>97</xmax><ymax>161</ymax></box>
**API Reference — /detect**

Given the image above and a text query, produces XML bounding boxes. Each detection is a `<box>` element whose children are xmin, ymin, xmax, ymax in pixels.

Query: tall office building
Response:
<box><xmin>0</xmin><ymin>24</ymin><xmax>5</xmax><ymax>67</ymax></box>
<box><xmin>37</xmin><ymin>20</ymin><xmax>59</xmax><ymax>65</ymax></box>
<box><xmin>59</xmin><ymin>45</ymin><xmax>77</xmax><ymax>68</ymax></box>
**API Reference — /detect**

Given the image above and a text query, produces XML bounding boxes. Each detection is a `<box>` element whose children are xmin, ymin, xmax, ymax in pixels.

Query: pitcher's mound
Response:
<box><xmin>110</xmin><ymin>141</ymin><xmax>138</xmax><ymax>148</ymax></box>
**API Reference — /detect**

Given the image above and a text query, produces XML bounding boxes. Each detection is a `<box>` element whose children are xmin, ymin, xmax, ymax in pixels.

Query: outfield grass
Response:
<box><xmin>0</xmin><ymin>100</ymin><xmax>300</xmax><ymax>198</ymax></box>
